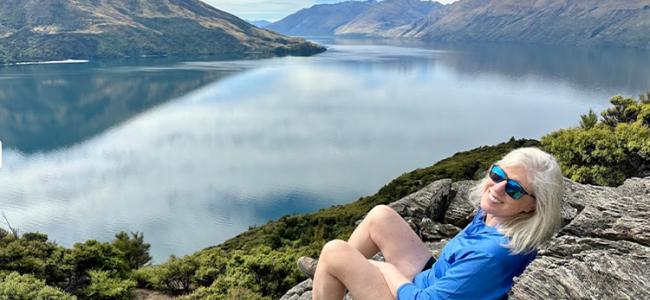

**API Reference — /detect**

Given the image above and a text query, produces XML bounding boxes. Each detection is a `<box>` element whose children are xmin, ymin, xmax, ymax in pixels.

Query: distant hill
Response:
<box><xmin>249</xmin><ymin>20</ymin><xmax>272</xmax><ymax>28</ymax></box>
<box><xmin>0</xmin><ymin>0</ymin><xmax>325</xmax><ymax>64</ymax></box>
<box><xmin>270</xmin><ymin>0</ymin><xmax>650</xmax><ymax>49</ymax></box>
<box><xmin>267</xmin><ymin>0</ymin><xmax>377</xmax><ymax>36</ymax></box>
<box><xmin>335</xmin><ymin>0</ymin><xmax>443</xmax><ymax>37</ymax></box>
<box><xmin>400</xmin><ymin>0</ymin><xmax>650</xmax><ymax>49</ymax></box>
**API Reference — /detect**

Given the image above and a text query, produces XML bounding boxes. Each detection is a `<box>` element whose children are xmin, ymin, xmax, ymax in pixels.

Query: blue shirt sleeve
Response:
<box><xmin>397</xmin><ymin>252</ymin><xmax>504</xmax><ymax>300</ymax></box>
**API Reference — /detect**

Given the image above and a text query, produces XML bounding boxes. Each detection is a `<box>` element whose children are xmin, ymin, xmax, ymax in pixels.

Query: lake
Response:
<box><xmin>1</xmin><ymin>38</ymin><xmax>649</xmax><ymax>262</ymax></box>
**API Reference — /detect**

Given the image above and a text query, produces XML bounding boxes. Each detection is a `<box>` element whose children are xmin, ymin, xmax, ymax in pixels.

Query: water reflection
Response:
<box><xmin>0</xmin><ymin>60</ymin><xmax>247</xmax><ymax>153</ymax></box>
<box><xmin>321</xmin><ymin>37</ymin><xmax>650</xmax><ymax>95</ymax></box>
<box><xmin>0</xmin><ymin>41</ymin><xmax>649</xmax><ymax>261</ymax></box>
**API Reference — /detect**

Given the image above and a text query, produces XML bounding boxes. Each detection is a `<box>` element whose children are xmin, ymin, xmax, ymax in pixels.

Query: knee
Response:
<box><xmin>319</xmin><ymin>240</ymin><xmax>351</xmax><ymax>269</ymax></box>
<box><xmin>321</xmin><ymin>239</ymin><xmax>350</xmax><ymax>258</ymax></box>
<box><xmin>367</xmin><ymin>205</ymin><xmax>399</xmax><ymax>225</ymax></box>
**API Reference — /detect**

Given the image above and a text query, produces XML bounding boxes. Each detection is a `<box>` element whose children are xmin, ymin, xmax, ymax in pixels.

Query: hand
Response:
<box><xmin>368</xmin><ymin>260</ymin><xmax>411</xmax><ymax>297</ymax></box>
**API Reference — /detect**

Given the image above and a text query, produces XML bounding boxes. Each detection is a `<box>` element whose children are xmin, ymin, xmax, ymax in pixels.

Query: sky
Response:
<box><xmin>201</xmin><ymin>0</ymin><xmax>459</xmax><ymax>22</ymax></box>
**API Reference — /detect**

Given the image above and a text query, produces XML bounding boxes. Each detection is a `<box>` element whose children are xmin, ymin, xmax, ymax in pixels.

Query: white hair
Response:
<box><xmin>469</xmin><ymin>147</ymin><xmax>564</xmax><ymax>254</ymax></box>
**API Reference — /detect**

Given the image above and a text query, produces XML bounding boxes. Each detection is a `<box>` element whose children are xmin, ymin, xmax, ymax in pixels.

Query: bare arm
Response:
<box><xmin>370</xmin><ymin>261</ymin><xmax>412</xmax><ymax>298</ymax></box>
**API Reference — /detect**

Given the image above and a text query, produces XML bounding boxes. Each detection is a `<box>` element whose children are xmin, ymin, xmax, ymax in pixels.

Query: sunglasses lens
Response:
<box><xmin>490</xmin><ymin>165</ymin><xmax>530</xmax><ymax>200</ymax></box>
<box><xmin>506</xmin><ymin>181</ymin><xmax>526</xmax><ymax>200</ymax></box>
<box><xmin>489</xmin><ymin>165</ymin><xmax>506</xmax><ymax>182</ymax></box>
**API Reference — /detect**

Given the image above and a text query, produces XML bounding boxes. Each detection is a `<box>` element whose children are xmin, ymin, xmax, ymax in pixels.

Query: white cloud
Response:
<box><xmin>201</xmin><ymin>0</ymin><xmax>459</xmax><ymax>21</ymax></box>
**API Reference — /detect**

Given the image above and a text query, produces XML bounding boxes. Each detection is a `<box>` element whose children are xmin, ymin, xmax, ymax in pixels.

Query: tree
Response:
<box><xmin>579</xmin><ymin>109</ymin><xmax>598</xmax><ymax>129</ymax></box>
<box><xmin>601</xmin><ymin>96</ymin><xmax>640</xmax><ymax>127</ymax></box>
<box><xmin>111</xmin><ymin>232</ymin><xmax>151</xmax><ymax>269</ymax></box>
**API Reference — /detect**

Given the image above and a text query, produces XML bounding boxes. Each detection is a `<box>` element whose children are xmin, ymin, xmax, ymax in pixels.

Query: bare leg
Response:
<box><xmin>313</xmin><ymin>240</ymin><xmax>394</xmax><ymax>300</ymax></box>
<box><xmin>347</xmin><ymin>205</ymin><xmax>432</xmax><ymax>279</ymax></box>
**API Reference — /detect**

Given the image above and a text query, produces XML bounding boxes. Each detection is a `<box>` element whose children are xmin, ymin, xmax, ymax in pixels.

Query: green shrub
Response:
<box><xmin>600</xmin><ymin>95</ymin><xmax>641</xmax><ymax>127</ymax></box>
<box><xmin>0</xmin><ymin>272</ymin><xmax>75</xmax><ymax>300</ymax></box>
<box><xmin>0</xmin><ymin>231</ymin><xmax>151</xmax><ymax>298</ymax></box>
<box><xmin>83</xmin><ymin>270</ymin><xmax>136</xmax><ymax>300</ymax></box>
<box><xmin>542</xmin><ymin>95</ymin><xmax>650</xmax><ymax>186</ymax></box>
<box><xmin>112</xmin><ymin>232</ymin><xmax>152</xmax><ymax>269</ymax></box>
<box><xmin>0</xmin><ymin>232</ymin><xmax>58</xmax><ymax>278</ymax></box>
<box><xmin>579</xmin><ymin>109</ymin><xmax>598</xmax><ymax>129</ymax></box>
<box><xmin>154</xmin><ymin>255</ymin><xmax>199</xmax><ymax>293</ymax></box>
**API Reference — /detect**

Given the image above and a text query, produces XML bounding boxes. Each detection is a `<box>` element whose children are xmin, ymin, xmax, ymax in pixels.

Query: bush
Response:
<box><xmin>112</xmin><ymin>232</ymin><xmax>152</xmax><ymax>269</ymax></box>
<box><xmin>0</xmin><ymin>272</ymin><xmax>75</xmax><ymax>300</ymax></box>
<box><xmin>600</xmin><ymin>95</ymin><xmax>641</xmax><ymax>127</ymax></box>
<box><xmin>83</xmin><ymin>270</ymin><xmax>136</xmax><ymax>300</ymax></box>
<box><xmin>155</xmin><ymin>255</ymin><xmax>199</xmax><ymax>293</ymax></box>
<box><xmin>579</xmin><ymin>109</ymin><xmax>598</xmax><ymax>129</ymax></box>
<box><xmin>542</xmin><ymin>95</ymin><xmax>650</xmax><ymax>186</ymax></box>
<box><xmin>0</xmin><ymin>232</ymin><xmax>58</xmax><ymax>278</ymax></box>
<box><xmin>0</xmin><ymin>231</ymin><xmax>152</xmax><ymax>298</ymax></box>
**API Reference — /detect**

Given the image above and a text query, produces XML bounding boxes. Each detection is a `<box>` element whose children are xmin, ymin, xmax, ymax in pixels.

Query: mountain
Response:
<box><xmin>334</xmin><ymin>0</ymin><xmax>443</xmax><ymax>37</ymax></box>
<box><xmin>267</xmin><ymin>0</ymin><xmax>377</xmax><ymax>36</ymax></box>
<box><xmin>0</xmin><ymin>0</ymin><xmax>325</xmax><ymax>64</ymax></box>
<box><xmin>249</xmin><ymin>20</ymin><xmax>272</xmax><ymax>28</ymax></box>
<box><xmin>399</xmin><ymin>0</ymin><xmax>650</xmax><ymax>48</ymax></box>
<box><xmin>270</xmin><ymin>0</ymin><xmax>650</xmax><ymax>49</ymax></box>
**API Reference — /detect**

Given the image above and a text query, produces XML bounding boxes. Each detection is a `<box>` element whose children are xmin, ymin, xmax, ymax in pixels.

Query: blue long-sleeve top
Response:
<box><xmin>397</xmin><ymin>209</ymin><xmax>537</xmax><ymax>300</ymax></box>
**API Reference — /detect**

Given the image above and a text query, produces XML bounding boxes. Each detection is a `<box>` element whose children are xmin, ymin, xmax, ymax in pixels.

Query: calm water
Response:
<box><xmin>1</xmin><ymin>39</ymin><xmax>649</xmax><ymax>261</ymax></box>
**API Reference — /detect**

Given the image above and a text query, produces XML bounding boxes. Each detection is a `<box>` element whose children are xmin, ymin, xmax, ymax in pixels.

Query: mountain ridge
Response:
<box><xmin>400</xmin><ymin>0</ymin><xmax>650</xmax><ymax>48</ymax></box>
<box><xmin>266</xmin><ymin>0</ymin><xmax>378</xmax><ymax>36</ymax></box>
<box><xmin>0</xmin><ymin>0</ymin><xmax>325</xmax><ymax>63</ymax></box>
<box><xmin>269</xmin><ymin>0</ymin><xmax>650</xmax><ymax>49</ymax></box>
<box><xmin>335</xmin><ymin>0</ymin><xmax>443</xmax><ymax>37</ymax></box>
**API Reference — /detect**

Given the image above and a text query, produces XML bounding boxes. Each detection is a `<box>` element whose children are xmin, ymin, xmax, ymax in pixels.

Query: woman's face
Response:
<box><xmin>480</xmin><ymin>165</ymin><xmax>536</xmax><ymax>223</ymax></box>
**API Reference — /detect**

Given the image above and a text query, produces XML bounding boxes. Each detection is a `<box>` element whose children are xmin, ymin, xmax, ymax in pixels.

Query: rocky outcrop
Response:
<box><xmin>280</xmin><ymin>176</ymin><xmax>650</xmax><ymax>299</ymax></box>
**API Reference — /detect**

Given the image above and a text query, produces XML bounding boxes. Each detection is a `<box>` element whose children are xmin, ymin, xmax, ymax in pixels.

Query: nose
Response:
<box><xmin>491</xmin><ymin>180</ymin><xmax>508</xmax><ymax>196</ymax></box>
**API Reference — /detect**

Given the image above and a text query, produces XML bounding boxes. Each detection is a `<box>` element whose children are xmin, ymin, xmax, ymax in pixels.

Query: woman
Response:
<box><xmin>297</xmin><ymin>147</ymin><xmax>564</xmax><ymax>300</ymax></box>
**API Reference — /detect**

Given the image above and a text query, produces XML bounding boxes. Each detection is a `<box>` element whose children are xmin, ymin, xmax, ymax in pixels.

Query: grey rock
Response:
<box><xmin>279</xmin><ymin>279</ymin><xmax>313</xmax><ymax>300</ymax></box>
<box><xmin>389</xmin><ymin>179</ymin><xmax>453</xmax><ymax>222</ymax></box>
<box><xmin>281</xmin><ymin>177</ymin><xmax>650</xmax><ymax>299</ymax></box>
<box><xmin>560</xmin><ymin>178</ymin><xmax>650</xmax><ymax>246</ymax></box>
<box><xmin>510</xmin><ymin>236</ymin><xmax>650</xmax><ymax>299</ymax></box>
<box><xmin>417</xmin><ymin>217</ymin><xmax>461</xmax><ymax>242</ymax></box>
<box><xmin>444</xmin><ymin>180</ymin><xmax>479</xmax><ymax>227</ymax></box>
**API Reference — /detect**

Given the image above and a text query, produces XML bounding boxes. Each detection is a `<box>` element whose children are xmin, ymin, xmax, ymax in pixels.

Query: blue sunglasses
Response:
<box><xmin>489</xmin><ymin>165</ymin><xmax>535</xmax><ymax>200</ymax></box>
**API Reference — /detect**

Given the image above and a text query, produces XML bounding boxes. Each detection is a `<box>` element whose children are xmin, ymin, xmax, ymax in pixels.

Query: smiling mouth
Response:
<box><xmin>488</xmin><ymin>191</ymin><xmax>504</xmax><ymax>204</ymax></box>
